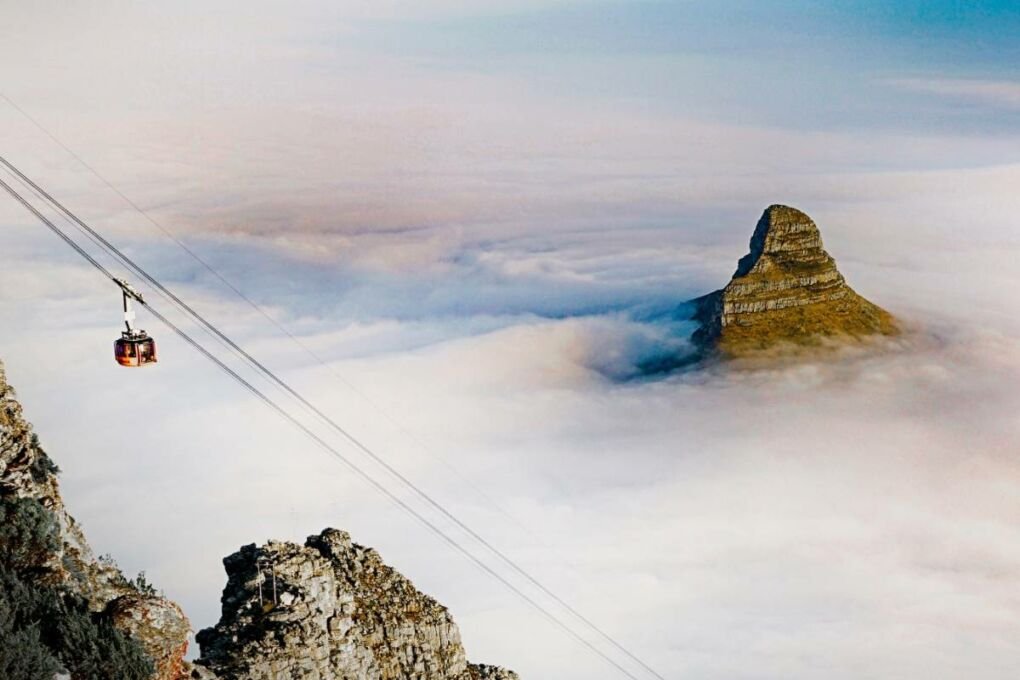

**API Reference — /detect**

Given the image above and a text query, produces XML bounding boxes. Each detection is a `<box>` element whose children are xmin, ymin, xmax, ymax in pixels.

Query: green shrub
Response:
<box><xmin>129</xmin><ymin>571</ymin><xmax>159</xmax><ymax>597</ymax></box>
<box><xmin>28</xmin><ymin>434</ymin><xmax>60</xmax><ymax>482</ymax></box>
<box><xmin>0</xmin><ymin>624</ymin><xmax>63</xmax><ymax>680</ymax></box>
<box><xmin>0</xmin><ymin>497</ymin><xmax>154</xmax><ymax>680</ymax></box>
<box><xmin>0</xmin><ymin>495</ymin><xmax>60</xmax><ymax>573</ymax></box>
<box><xmin>0</xmin><ymin>568</ymin><xmax>62</xmax><ymax>680</ymax></box>
<box><xmin>0</xmin><ymin>565</ymin><xmax>154</xmax><ymax>680</ymax></box>
<box><xmin>54</xmin><ymin>595</ymin><xmax>155</xmax><ymax>680</ymax></box>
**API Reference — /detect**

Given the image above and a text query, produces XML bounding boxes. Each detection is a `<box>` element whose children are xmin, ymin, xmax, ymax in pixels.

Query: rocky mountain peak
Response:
<box><xmin>734</xmin><ymin>204</ymin><xmax>830</xmax><ymax>277</ymax></box>
<box><xmin>693</xmin><ymin>205</ymin><xmax>898</xmax><ymax>357</ymax></box>
<box><xmin>195</xmin><ymin>529</ymin><xmax>517</xmax><ymax>680</ymax></box>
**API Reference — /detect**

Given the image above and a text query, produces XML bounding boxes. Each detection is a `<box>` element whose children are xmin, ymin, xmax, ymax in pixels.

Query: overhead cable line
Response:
<box><xmin>0</xmin><ymin>171</ymin><xmax>660</xmax><ymax>680</ymax></box>
<box><xmin>0</xmin><ymin>173</ymin><xmax>116</xmax><ymax>278</ymax></box>
<box><xmin>0</xmin><ymin>115</ymin><xmax>665</xmax><ymax>680</ymax></box>
<box><xmin>0</xmin><ymin>89</ymin><xmax>553</xmax><ymax>575</ymax></box>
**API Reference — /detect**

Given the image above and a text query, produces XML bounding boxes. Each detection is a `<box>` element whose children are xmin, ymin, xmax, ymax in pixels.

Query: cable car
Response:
<box><xmin>113</xmin><ymin>278</ymin><xmax>157</xmax><ymax>367</ymax></box>
<box><xmin>115</xmin><ymin>330</ymin><xmax>157</xmax><ymax>367</ymax></box>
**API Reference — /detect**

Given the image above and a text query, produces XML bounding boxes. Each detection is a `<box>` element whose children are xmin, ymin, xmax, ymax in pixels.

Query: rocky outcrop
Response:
<box><xmin>108</xmin><ymin>594</ymin><xmax>193</xmax><ymax>680</ymax></box>
<box><xmin>468</xmin><ymin>665</ymin><xmax>519</xmax><ymax>680</ymax></box>
<box><xmin>1</xmin><ymin>358</ymin><xmax>517</xmax><ymax>679</ymax></box>
<box><xmin>0</xmin><ymin>361</ymin><xmax>191</xmax><ymax>680</ymax></box>
<box><xmin>692</xmin><ymin>205</ymin><xmax>898</xmax><ymax>357</ymax></box>
<box><xmin>195</xmin><ymin>529</ymin><xmax>518</xmax><ymax>680</ymax></box>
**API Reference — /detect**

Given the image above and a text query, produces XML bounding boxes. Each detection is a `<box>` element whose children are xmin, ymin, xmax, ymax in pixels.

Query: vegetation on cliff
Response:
<box><xmin>1</xmin><ymin>359</ymin><xmax>518</xmax><ymax>680</ymax></box>
<box><xmin>0</xmin><ymin>362</ymin><xmax>189</xmax><ymax>680</ymax></box>
<box><xmin>0</xmin><ymin>495</ymin><xmax>154</xmax><ymax>680</ymax></box>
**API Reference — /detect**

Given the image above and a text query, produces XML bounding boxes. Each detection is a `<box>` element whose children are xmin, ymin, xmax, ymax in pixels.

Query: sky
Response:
<box><xmin>0</xmin><ymin>1</ymin><xmax>1019</xmax><ymax>678</ymax></box>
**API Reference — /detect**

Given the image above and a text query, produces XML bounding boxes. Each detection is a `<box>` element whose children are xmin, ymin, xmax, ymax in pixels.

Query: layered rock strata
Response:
<box><xmin>693</xmin><ymin>205</ymin><xmax>898</xmax><ymax>356</ymax></box>
<box><xmin>195</xmin><ymin>529</ymin><xmax>518</xmax><ymax>680</ymax></box>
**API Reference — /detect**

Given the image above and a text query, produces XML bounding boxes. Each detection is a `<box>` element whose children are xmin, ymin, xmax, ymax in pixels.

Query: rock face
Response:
<box><xmin>195</xmin><ymin>529</ymin><xmax>518</xmax><ymax>680</ymax></box>
<box><xmin>1</xmin><ymin>358</ymin><xmax>518</xmax><ymax>679</ymax></box>
<box><xmin>0</xmin><ymin>361</ymin><xmax>191</xmax><ymax>680</ymax></box>
<box><xmin>693</xmin><ymin>205</ymin><xmax>898</xmax><ymax>357</ymax></box>
<box><xmin>108</xmin><ymin>594</ymin><xmax>193</xmax><ymax>680</ymax></box>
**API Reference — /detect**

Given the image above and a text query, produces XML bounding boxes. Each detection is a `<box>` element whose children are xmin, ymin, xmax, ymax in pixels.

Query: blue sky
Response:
<box><xmin>339</xmin><ymin>0</ymin><xmax>1020</xmax><ymax>136</ymax></box>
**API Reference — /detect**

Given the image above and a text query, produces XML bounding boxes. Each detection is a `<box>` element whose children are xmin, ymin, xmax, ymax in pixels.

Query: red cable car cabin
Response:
<box><xmin>115</xmin><ymin>331</ymin><xmax>157</xmax><ymax>367</ymax></box>
<box><xmin>113</xmin><ymin>278</ymin><xmax>157</xmax><ymax>367</ymax></box>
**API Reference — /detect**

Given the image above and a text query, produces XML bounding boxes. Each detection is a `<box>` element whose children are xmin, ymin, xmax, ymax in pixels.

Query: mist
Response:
<box><xmin>1</xmin><ymin>2</ymin><xmax>1018</xmax><ymax>678</ymax></box>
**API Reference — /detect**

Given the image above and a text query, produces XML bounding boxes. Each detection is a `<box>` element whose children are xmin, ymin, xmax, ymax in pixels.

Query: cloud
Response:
<box><xmin>890</xmin><ymin>77</ymin><xmax>1020</xmax><ymax>111</ymax></box>
<box><xmin>2</xmin><ymin>3</ymin><xmax>1020</xmax><ymax>679</ymax></box>
<box><xmin>4</xmin><ymin>163</ymin><xmax>1020</xmax><ymax>677</ymax></box>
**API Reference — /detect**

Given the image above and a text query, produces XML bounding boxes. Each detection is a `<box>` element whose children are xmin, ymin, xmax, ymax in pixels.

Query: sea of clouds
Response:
<box><xmin>1</xmin><ymin>2</ymin><xmax>1018</xmax><ymax>678</ymax></box>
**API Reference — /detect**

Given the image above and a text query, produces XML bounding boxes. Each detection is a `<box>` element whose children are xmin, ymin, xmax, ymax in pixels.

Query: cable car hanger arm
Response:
<box><xmin>113</xmin><ymin>277</ymin><xmax>145</xmax><ymax>304</ymax></box>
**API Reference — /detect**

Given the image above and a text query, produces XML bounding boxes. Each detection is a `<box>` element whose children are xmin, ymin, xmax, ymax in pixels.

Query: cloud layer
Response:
<box><xmin>1</xmin><ymin>2</ymin><xmax>1018</xmax><ymax>678</ymax></box>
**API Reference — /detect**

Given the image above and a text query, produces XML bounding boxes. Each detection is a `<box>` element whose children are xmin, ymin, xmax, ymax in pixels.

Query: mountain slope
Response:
<box><xmin>0</xmin><ymin>361</ymin><xmax>190</xmax><ymax>680</ymax></box>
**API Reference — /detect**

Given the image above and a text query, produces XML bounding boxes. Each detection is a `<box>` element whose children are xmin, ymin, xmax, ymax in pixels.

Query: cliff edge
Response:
<box><xmin>195</xmin><ymin>529</ymin><xmax>518</xmax><ymax>680</ymax></box>
<box><xmin>0</xmin><ymin>361</ymin><xmax>191</xmax><ymax>680</ymax></box>
<box><xmin>0</xmin><ymin>359</ymin><xmax>518</xmax><ymax>680</ymax></box>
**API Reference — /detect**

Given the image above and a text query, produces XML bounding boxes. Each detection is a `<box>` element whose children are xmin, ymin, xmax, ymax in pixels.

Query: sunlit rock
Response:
<box><xmin>692</xmin><ymin>205</ymin><xmax>898</xmax><ymax>357</ymax></box>
<box><xmin>194</xmin><ymin>528</ymin><xmax>518</xmax><ymax>680</ymax></box>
